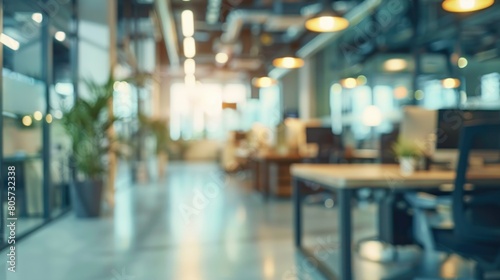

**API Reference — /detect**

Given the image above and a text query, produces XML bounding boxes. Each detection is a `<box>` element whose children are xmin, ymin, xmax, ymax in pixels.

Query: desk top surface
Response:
<box><xmin>291</xmin><ymin>164</ymin><xmax>500</xmax><ymax>190</ymax></box>
<box><xmin>253</xmin><ymin>152</ymin><xmax>306</xmax><ymax>161</ymax></box>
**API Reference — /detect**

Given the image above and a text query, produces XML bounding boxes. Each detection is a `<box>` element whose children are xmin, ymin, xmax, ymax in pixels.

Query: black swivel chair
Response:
<box><xmin>436</xmin><ymin>121</ymin><xmax>500</xmax><ymax>278</ymax></box>
<box><xmin>408</xmin><ymin>121</ymin><xmax>500</xmax><ymax>279</ymax></box>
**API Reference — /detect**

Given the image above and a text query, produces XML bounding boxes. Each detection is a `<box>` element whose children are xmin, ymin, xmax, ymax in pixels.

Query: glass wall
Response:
<box><xmin>169</xmin><ymin>82</ymin><xmax>249</xmax><ymax>141</ymax></box>
<box><xmin>1</xmin><ymin>0</ymin><xmax>76</xmax><ymax>248</ymax></box>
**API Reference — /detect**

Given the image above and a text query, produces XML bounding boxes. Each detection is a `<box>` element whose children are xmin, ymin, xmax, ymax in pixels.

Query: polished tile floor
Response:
<box><xmin>1</xmin><ymin>162</ymin><xmax>478</xmax><ymax>280</ymax></box>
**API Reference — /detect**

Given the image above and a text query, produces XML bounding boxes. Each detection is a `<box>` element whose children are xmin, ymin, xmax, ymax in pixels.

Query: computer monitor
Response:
<box><xmin>305</xmin><ymin>126</ymin><xmax>342</xmax><ymax>162</ymax></box>
<box><xmin>306</xmin><ymin>127</ymin><xmax>333</xmax><ymax>144</ymax></box>
<box><xmin>436</xmin><ymin>109</ymin><xmax>500</xmax><ymax>150</ymax></box>
<box><xmin>435</xmin><ymin>109</ymin><xmax>500</xmax><ymax>164</ymax></box>
<box><xmin>399</xmin><ymin>106</ymin><xmax>437</xmax><ymax>149</ymax></box>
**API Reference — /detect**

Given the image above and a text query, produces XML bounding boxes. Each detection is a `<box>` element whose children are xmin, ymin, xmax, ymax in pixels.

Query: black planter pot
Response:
<box><xmin>70</xmin><ymin>179</ymin><xmax>103</xmax><ymax>218</ymax></box>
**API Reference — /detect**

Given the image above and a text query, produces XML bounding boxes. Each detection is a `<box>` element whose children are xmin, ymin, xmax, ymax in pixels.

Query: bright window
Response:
<box><xmin>169</xmin><ymin>82</ymin><xmax>248</xmax><ymax>140</ymax></box>
<box><xmin>422</xmin><ymin>80</ymin><xmax>457</xmax><ymax>109</ymax></box>
<box><xmin>482</xmin><ymin>73</ymin><xmax>500</xmax><ymax>101</ymax></box>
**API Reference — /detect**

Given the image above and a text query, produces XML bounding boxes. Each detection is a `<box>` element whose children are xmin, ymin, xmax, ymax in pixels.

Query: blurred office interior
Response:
<box><xmin>1</xmin><ymin>0</ymin><xmax>500</xmax><ymax>279</ymax></box>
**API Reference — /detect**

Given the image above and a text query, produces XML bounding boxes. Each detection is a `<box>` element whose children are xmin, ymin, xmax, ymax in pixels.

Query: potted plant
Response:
<box><xmin>138</xmin><ymin>115</ymin><xmax>170</xmax><ymax>180</ymax></box>
<box><xmin>61</xmin><ymin>76</ymin><xmax>118</xmax><ymax>217</ymax></box>
<box><xmin>392</xmin><ymin>138</ymin><xmax>423</xmax><ymax>176</ymax></box>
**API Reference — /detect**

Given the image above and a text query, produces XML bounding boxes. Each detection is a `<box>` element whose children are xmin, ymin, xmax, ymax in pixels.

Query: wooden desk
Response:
<box><xmin>252</xmin><ymin>153</ymin><xmax>305</xmax><ymax>199</ymax></box>
<box><xmin>344</xmin><ymin>149</ymin><xmax>379</xmax><ymax>163</ymax></box>
<box><xmin>290</xmin><ymin>164</ymin><xmax>500</xmax><ymax>280</ymax></box>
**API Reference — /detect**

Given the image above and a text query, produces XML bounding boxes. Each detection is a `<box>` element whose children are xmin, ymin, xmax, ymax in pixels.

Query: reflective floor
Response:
<box><xmin>0</xmin><ymin>162</ymin><xmax>479</xmax><ymax>280</ymax></box>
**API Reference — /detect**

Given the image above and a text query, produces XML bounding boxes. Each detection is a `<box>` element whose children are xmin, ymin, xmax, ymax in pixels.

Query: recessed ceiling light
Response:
<box><xmin>32</xmin><ymin>13</ymin><xmax>43</xmax><ymax>23</ymax></box>
<box><xmin>184</xmin><ymin>58</ymin><xmax>196</xmax><ymax>74</ymax></box>
<box><xmin>0</xmin><ymin>33</ymin><xmax>20</xmax><ymax>50</ymax></box>
<box><xmin>341</xmin><ymin>78</ymin><xmax>357</xmax><ymax>89</ymax></box>
<box><xmin>215</xmin><ymin>52</ymin><xmax>228</xmax><ymax>64</ymax></box>
<box><xmin>384</xmin><ymin>58</ymin><xmax>407</xmax><ymax>72</ymax></box>
<box><xmin>22</xmin><ymin>116</ymin><xmax>33</xmax><ymax>126</ymax></box>
<box><xmin>442</xmin><ymin>78</ymin><xmax>461</xmax><ymax>89</ymax></box>
<box><xmin>458</xmin><ymin>57</ymin><xmax>468</xmax><ymax>68</ymax></box>
<box><xmin>252</xmin><ymin>77</ymin><xmax>277</xmax><ymax>88</ymax></box>
<box><xmin>183</xmin><ymin>37</ymin><xmax>196</xmax><ymax>58</ymax></box>
<box><xmin>34</xmin><ymin>111</ymin><xmax>43</xmax><ymax>121</ymax></box>
<box><xmin>55</xmin><ymin>31</ymin><xmax>66</xmax><ymax>42</ymax></box>
<box><xmin>181</xmin><ymin>10</ymin><xmax>194</xmax><ymax>37</ymax></box>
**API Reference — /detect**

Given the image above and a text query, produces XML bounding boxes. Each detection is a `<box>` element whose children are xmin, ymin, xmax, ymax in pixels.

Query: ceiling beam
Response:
<box><xmin>154</xmin><ymin>0</ymin><xmax>180</xmax><ymax>67</ymax></box>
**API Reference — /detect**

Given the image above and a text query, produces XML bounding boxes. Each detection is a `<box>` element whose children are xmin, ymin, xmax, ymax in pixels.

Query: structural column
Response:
<box><xmin>298</xmin><ymin>58</ymin><xmax>316</xmax><ymax>119</ymax></box>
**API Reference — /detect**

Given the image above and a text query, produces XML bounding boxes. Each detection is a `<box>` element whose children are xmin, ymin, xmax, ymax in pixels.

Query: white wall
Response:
<box><xmin>78</xmin><ymin>0</ymin><xmax>111</xmax><ymax>98</ymax></box>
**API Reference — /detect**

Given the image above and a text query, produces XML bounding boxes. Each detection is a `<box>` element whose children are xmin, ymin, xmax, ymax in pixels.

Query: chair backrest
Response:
<box><xmin>453</xmin><ymin>121</ymin><xmax>500</xmax><ymax>242</ymax></box>
<box><xmin>380</xmin><ymin>128</ymin><xmax>400</xmax><ymax>164</ymax></box>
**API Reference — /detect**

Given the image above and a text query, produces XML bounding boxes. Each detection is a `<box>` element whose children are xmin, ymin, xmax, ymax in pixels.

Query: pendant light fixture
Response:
<box><xmin>272</xmin><ymin>44</ymin><xmax>304</xmax><ymax>69</ymax></box>
<box><xmin>272</xmin><ymin>56</ymin><xmax>304</xmax><ymax>69</ymax></box>
<box><xmin>441</xmin><ymin>78</ymin><xmax>461</xmax><ymax>89</ymax></box>
<box><xmin>442</xmin><ymin>0</ymin><xmax>494</xmax><ymax>13</ymax></box>
<box><xmin>252</xmin><ymin>76</ymin><xmax>277</xmax><ymax>88</ymax></box>
<box><xmin>305</xmin><ymin>0</ymin><xmax>349</xmax><ymax>32</ymax></box>
<box><xmin>252</xmin><ymin>64</ymin><xmax>277</xmax><ymax>88</ymax></box>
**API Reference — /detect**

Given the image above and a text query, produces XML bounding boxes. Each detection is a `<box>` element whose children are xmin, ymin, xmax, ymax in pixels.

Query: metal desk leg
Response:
<box><xmin>339</xmin><ymin>188</ymin><xmax>353</xmax><ymax>280</ymax></box>
<box><xmin>293</xmin><ymin>177</ymin><xmax>302</xmax><ymax>247</ymax></box>
<box><xmin>260</xmin><ymin>161</ymin><xmax>269</xmax><ymax>200</ymax></box>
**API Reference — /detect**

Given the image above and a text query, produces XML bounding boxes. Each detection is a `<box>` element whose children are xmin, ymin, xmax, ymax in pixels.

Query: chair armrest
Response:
<box><xmin>405</xmin><ymin>192</ymin><xmax>451</xmax><ymax>209</ymax></box>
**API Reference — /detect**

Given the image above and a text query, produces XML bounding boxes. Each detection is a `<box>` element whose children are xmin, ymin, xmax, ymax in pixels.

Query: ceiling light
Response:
<box><xmin>184</xmin><ymin>58</ymin><xmax>196</xmax><ymax>74</ymax></box>
<box><xmin>252</xmin><ymin>77</ymin><xmax>277</xmax><ymax>88</ymax></box>
<box><xmin>183</xmin><ymin>37</ymin><xmax>196</xmax><ymax>58</ymax></box>
<box><xmin>356</xmin><ymin>75</ymin><xmax>367</xmax><ymax>86</ymax></box>
<box><xmin>32</xmin><ymin>13</ymin><xmax>43</xmax><ymax>23</ymax></box>
<box><xmin>331</xmin><ymin>83</ymin><xmax>342</xmax><ymax>94</ymax></box>
<box><xmin>442</xmin><ymin>0</ymin><xmax>494</xmax><ymax>13</ymax></box>
<box><xmin>34</xmin><ymin>111</ymin><xmax>43</xmax><ymax>121</ymax></box>
<box><xmin>305</xmin><ymin>11</ymin><xmax>349</xmax><ymax>33</ymax></box>
<box><xmin>46</xmin><ymin>114</ymin><xmax>53</xmax><ymax>124</ymax></box>
<box><xmin>415</xmin><ymin>90</ymin><xmax>425</xmax><ymax>100</ymax></box>
<box><xmin>181</xmin><ymin>10</ymin><xmax>194</xmax><ymax>37</ymax></box>
<box><xmin>0</xmin><ymin>33</ymin><xmax>20</xmax><ymax>51</ymax></box>
<box><xmin>341</xmin><ymin>77</ymin><xmax>357</xmax><ymax>89</ymax></box>
<box><xmin>55</xmin><ymin>31</ymin><xmax>66</xmax><ymax>42</ymax></box>
<box><xmin>384</xmin><ymin>58</ymin><xmax>407</xmax><ymax>72</ymax></box>
<box><xmin>215</xmin><ymin>52</ymin><xmax>228</xmax><ymax>64</ymax></box>
<box><xmin>458</xmin><ymin>57</ymin><xmax>468</xmax><ymax>68</ymax></box>
<box><xmin>22</xmin><ymin>116</ymin><xmax>33</xmax><ymax>126</ymax></box>
<box><xmin>272</xmin><ymin>56</ymin><xmax>304</xmax><ymax>69</ymax></box>
<box><xmin>442</xmin><ymin>78</ymin><xmax>461</xmax><ymax>89</ymax></box>
<box><xmin>185</xmin><ymin>74</ymin><xmax>196</xmax><ymax>86</ymax></box>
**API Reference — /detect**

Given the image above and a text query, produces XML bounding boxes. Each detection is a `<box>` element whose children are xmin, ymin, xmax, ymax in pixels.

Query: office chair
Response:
<box><xmin>407</xmin><ymin>121</ymin><xmax>500</xmax><ymax>279</ymax></box>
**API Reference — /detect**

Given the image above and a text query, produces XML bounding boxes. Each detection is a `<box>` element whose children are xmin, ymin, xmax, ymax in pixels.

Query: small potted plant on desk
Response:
<box><xmin>392</xmin><ymin>138</ymin><xmax>423</xmax><ymax>176</ymax></box>
<box><xmin>61</xmin><ymin>77</ymin><xmax>118</xmax><ymax>217</ymax></box>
